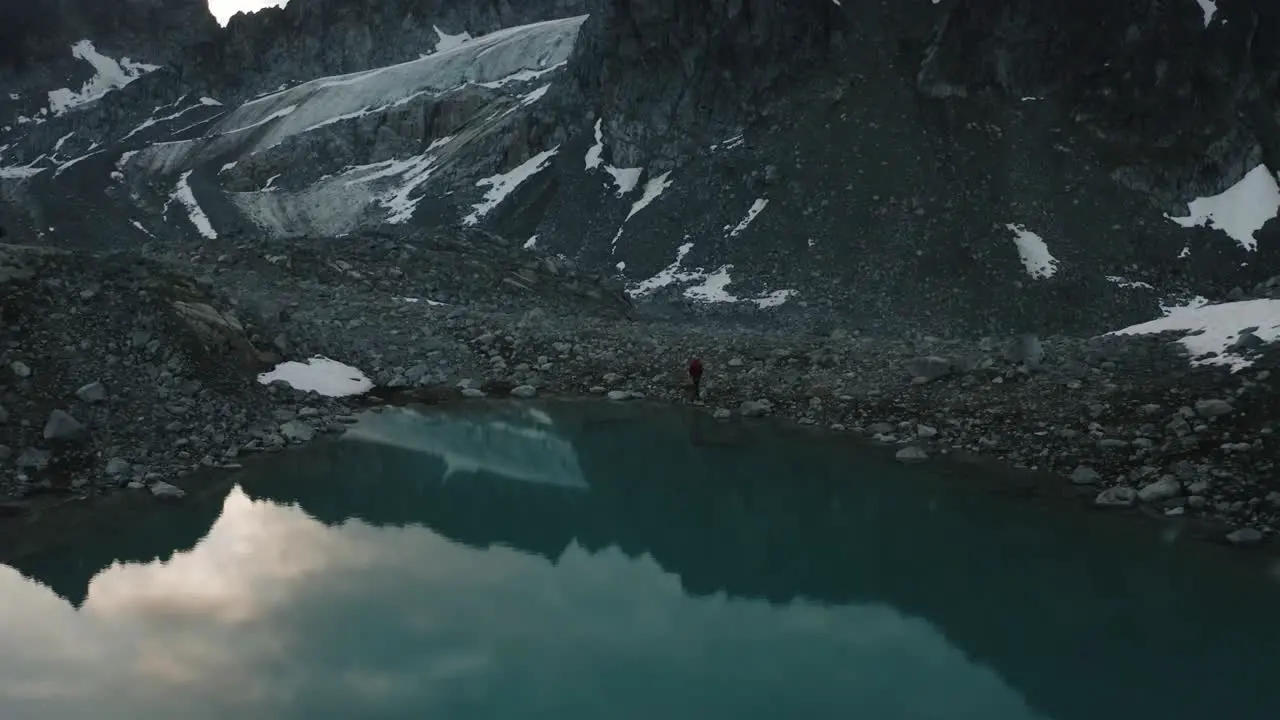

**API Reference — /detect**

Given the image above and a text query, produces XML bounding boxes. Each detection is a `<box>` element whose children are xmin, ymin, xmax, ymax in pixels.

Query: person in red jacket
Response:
<box><xmin>688</xmin><ymin>358</ymin><xmax>704</xmax><ymax>401</ymax></box>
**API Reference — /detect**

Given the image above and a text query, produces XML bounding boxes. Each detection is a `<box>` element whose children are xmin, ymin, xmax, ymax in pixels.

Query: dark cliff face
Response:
<box><xmin>566</xmin><ymin>0</ymin><xmax>1280</xmax><ymax>210</ymax></box>
<box><xmin>566</xmin><ymin>0</ymin><xmax>847</xmax><ymax>167</ymax></box>
<box><xmin>0</xmin><ymin>0</ymin><xmax>217</xmax><ymax>76</ymax></box>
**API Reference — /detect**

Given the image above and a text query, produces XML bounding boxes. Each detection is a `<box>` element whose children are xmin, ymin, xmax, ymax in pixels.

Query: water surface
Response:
<box><xmin>2</xmin><ymin>401</ymin><xmax>1279</xmax><ymax>719</ymax></box>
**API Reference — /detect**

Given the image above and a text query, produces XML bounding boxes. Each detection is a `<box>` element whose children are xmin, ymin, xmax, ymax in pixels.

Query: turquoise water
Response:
<box><xmin>2</xmin><ymin>401</ymin><xmax>1280</xmax><ymax>719</ymax></box>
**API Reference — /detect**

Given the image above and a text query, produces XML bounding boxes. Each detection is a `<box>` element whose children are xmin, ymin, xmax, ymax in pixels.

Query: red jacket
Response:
<box><xmin>688</xmin><ymin>358</ymin><xmax>703</xmax><ymax>380</ymax></box>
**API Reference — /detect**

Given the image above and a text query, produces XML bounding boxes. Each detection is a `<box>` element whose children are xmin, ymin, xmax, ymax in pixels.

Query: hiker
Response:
<box><xmin>688</xmin><ymin>357</ymin><xmax>703</xmax><ymax>401</ymax></box>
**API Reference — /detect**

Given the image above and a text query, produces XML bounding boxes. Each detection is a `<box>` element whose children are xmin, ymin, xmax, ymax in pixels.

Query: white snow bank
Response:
<box><xmin>131</xmin><ymin>16</ymin><xmax>585</xmax><ymax>174</ymax></box>
<box><xmin>170</xmin><ymin>170</ymin><xmax>218</xmax><ymax>239</ymax></box>
<box><xmin>46</xmin><ymin>40</ymin><xmax>160</xmax><ymax>116</ymax></box>
<box><xmin>1166</xmin><ymin>164</ymin><xmax>1278</xmax><ymax>252</ymax></box>
<box><xmin>728</xmin><ymin>198</ymin><xmax>769</xmax><ymax>237</ymax></box>
<box><xmin>257</xmin><ymin>356</ymin><xmax>374</xmax><ymax>397</ymax></box>
<box><xmin>1108</xmin><ymin>298</ymin><xmax>1280</xmax><ymax>372</ymax></box>
<box><xmin>1005</xmin><ymin>223</ymin><xmax>1059</xmax><ymax>279</ymax></box>
<box><xmin>463</xmin><ymin>146</ymin><xmax>559</xmax><ymax>226</ymax></box>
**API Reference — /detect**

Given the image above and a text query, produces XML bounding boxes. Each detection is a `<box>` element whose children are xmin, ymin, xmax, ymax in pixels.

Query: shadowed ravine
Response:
<box><xmin>2</xmin><ymin>401</ymin><xmax>1279</xmax><ymax>718</ymax></box>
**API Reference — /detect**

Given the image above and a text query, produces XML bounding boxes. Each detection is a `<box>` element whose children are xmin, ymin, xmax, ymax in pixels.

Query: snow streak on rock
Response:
<box><xmin>463</xmin><ymin>147</ymin><xmax>559</xmax><ymax>226</ymax></box>
<box><xmin>611</xmin><ymin>171</ymin><xmax>674</xmax><ymax>251</ymax></box>
<box><xmin>583</xmin><ymin>118</ymin><xmax>642</xmax><ymax>196</ymax></box>
<box><xmin>171</xmin><ymin>170</ymin><xmax>218</xmax><ymax>239</ymax></box>
<box><xmin>727</xmin><ymin>198</ymin><xmax>769</xmax><ymax>237</ymax></box>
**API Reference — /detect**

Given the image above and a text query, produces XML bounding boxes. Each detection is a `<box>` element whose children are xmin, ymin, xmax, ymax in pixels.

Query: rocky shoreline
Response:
<box><xmin>2</xmin><ymin>239</ymin><xmax>1277</xmax><ymax>548</ymax></box>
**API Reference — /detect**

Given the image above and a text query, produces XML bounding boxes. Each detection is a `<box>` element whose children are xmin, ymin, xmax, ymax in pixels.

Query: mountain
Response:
<box><xmin>2</xmin><ymin>0</ymin><xmax>1278</xmax><ymax>341</ymax></box>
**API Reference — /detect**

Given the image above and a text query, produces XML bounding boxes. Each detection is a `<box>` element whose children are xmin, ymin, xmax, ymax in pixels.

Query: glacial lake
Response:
<box><xmin>1</xmin><ymin>401</ymin><xmax>1279</xmax><ymax>719</ymax></box>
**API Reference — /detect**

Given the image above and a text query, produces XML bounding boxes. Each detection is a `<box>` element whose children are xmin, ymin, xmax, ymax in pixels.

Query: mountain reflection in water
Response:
<box><xmin>1</xmin><ymin>401</ymin><xmax>1279</xmax><ymax>720</ymax></box>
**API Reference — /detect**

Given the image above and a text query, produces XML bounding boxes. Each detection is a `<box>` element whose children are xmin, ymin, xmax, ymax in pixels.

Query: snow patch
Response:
<box><xmin>257</xmin><ymin>357</ymin><xmax>374</xmax><ymax>397</ymax></box>
<box><xmin>129</xmin><ymin>220</ymin><xmax>155</xmax><ymax>238</ymax></box>
<box><xmin>1108</xmin><ymin>298</ymin><xmax>1280</xmax><ymax>372</ymax></box>
<box><xmin>54</xmin><ymin>149</ymin><xmax>106</xmax><ymax>176</ymax></box>
<box><xmin>434</xmin><ymin>26</ymin><xmax>473</xmax><ymax>54</ymax></box>
<box><xmin>1166</xmin><ymin>164</ymin><xmax>1278</xmax><ymax>252</ymax></box>
<box><xmin>519</xmin><ymin>84</ymin><xmax>551</xmax><ymax>106</ymax></box>
<box><xmin>524</xmin><ymin>235</ymin><xmax>539</xmax><ymax>249</ymax></box>
<box><xmin>463</xmin><ymin>146</ymin><xmax>559</xmax><ymax>226</ymax></box>
<box><xmin>1105</xmin><ymin>276</ymin><xmax>1155</xmax><ymax>290</ymax></box>
<box><xmin>477</xmin><ymin>62</ymin><xmax>567</xmax><ymax>89</ymax></box>
<box><xmin>582</xmin><ymin>118</ymin><xmax>642</xmax><ymax>195</ymax></box>
<box><xmin>0</xmin><ymin>165</ymin><xmax>43</xmax><ymax>179</ymax></box>
<box><xmin>611</xmin><ymin>171</ymin><xmax>674</xmax><ymax>251</ymax></box>
<box><xmin>122</xmin><ymin>102</ymin><xmax>215</xmax><ymax>140</ymax></box>
<box><xmin>1005</xmin><ymin>223</ymin><xmax>1059</xmax><ymax>279</ymax></box>
<box><xmin>728</xmin><ymin>198</ymin><xmax>769</xmax><ymax>237</ymax></box>
<box><xmin>710</xmin><ymin>135</ymin><xmax>744</xmax><ymax>152</ymax></box>
<box><xmin>1195</xmin><ymin>0</ymin><xmax>1218</xmax><ymax>27</ymax></box>
<box><xmin>604</xmin><ymin>166</ymin><xmax>642</xmax><ymax>196</ymax></box>
<box><xmin>220</xmin><ymin>104</ymin><xmax>298</xmax><ymax>134</ymax></box>
<box><xmin>46</xmin><ymin>40</ymin><xmax>160</xmax><ymax>116</ymax></box>
<box><xmin>585</xmin><ymin>119</ymin><xmax>604</xmax><ymax>170</ymax></box>
<box><xmin>170</xmin><ymin>170</ymin><xmax>218</xmax><ymax>239</ymax></box>
<box><xmin>628</xmin><ymin>241</ymin><xmax>796</xmax><ymax>308</ymax></box>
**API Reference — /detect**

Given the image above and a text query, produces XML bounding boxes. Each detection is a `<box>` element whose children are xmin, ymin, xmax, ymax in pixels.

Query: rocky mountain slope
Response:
<box><xmin>1</xmin><ymin>0</ymin><xmax>1276</xmax><ymax>335</ymax></box>
<box><xmin>1</xmin><ymin>0</ymin><xmax>1279</xmax><ymax>540</ymax></box>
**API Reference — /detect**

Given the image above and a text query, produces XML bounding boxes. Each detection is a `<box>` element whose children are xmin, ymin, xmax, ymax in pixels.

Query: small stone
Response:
<box><xmin>907</xmin><ymin>356</ymin><xmax>951</xmax><ymax>382</ymax></box>
<box><xmin>510</xmin><ymin>385</ymin><xmax>538</xmax><ymax>399</ymax></box>
<box><xmin>1070</xmin><ymin>466</ymin><xmax>1101</xmax><ymax>485</ymax></box>
<box><xmin>75</xmin><ymin>381</ymin><xmax>108</xmax><ymax>403</ymax></box>
<box><xmin>1186</xmin><ymin>495</ymin><xmax>1207</xmax><ymax>510</ymax></box>
<box><xmin>150</xmin><ymin>481</ymin><xmax>186</xmax><ymax>500</ymax></box>
<box><xmin>739</xmin><ymin>399</ymin><xmax>773</xmax><ymax>417</ymax></box>
<box><xmin>1137</xmin><ymin>476</ymin><xmax>1181</xmax><ymax>503</ymax></box>
<box><xmin>279</xmin><ymin>420</ymin><xmax>315</xmax><ymax>443</ymax></box>
<box><xmin>43</xmin><ymin>410</ymin><xmax>88</xmax><ymax>441</ymax></box>
<box><xmin>713</xmin><ymin>408</ymin><xmax>732</xmax><ymax>420</ymax></box>
<box><xmin>9</xmin><ymin>361</ymin><xmax>31</xmax><ymax>378</ymax></box>
<box><xmin>916</xmin><ymin>424</ymin><xmax>938</xmax><ymax>439</ymax></box>
<box><xmin>1094</xmin><ymin>486</ymin><xmax>1137</xmax><ymax>507</ymax></box>
<box><xmin>15</xmin><ymin>447</ymin><xmax>51</xmax><ymax>469</ymax></box>
<box><xmin>1225</xmin><ymin>528</ymin><xmax>1264</xmax><ymax>546</ymax></box>
<box><xmin>895</xmin><ymin>446</ymin><xmax>929</xmax><ymax>463</ymax></box>
<box><xmin>606</xmin><ymin>390</ymin><xmax>632</xmax><ymax>401</ymax></box>
<box><xmin>461</xmin><ymin>388</ymin><xmax>486</xmax><ymax>398</ymax></box>
<box><xmin>104</xmin><ymin>458</ymin><xmax>131</xmax><ymax>477</ymax></box>
<box><xmin>1194</xmin><ymin>399</ymin><xmax>1233</xmax><ymax>418</ymax></box>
